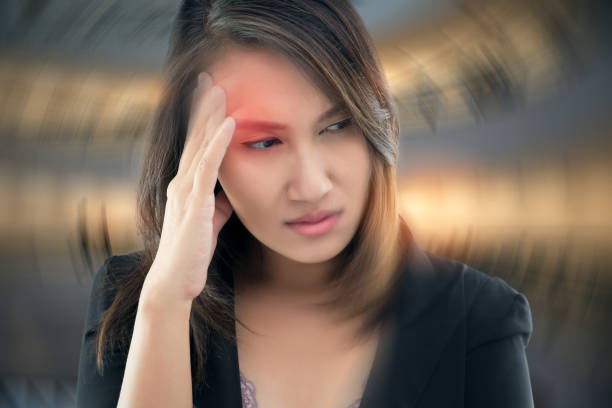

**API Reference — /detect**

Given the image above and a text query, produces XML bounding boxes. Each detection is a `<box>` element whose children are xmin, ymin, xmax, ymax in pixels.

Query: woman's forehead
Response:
<box><xmin>207</xmin><ymin>47</ymin><xmax>335</xmax><ymax>123</ymax></box>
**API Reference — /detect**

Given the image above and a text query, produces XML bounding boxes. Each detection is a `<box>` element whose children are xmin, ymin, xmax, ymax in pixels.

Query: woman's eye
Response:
<box><xmin>245</xmin><ymin>117</ymin><xmax>354</xmax><ymax>150</ymax></box>
<box><xmin>246</xmin><ymin>138</ymin><xmax>280</xmax><ymax>150</ymax></box>
<box><xmin>322</xmin><ymin>117</ymin><xmax>353</xmax><ymax>134</ymax></box>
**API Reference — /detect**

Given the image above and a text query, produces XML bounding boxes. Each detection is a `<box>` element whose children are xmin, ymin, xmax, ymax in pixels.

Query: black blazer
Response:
<box><xmin>76</xmin><ymin>236</ymin><xmax>534</xmax><ymax>408</ymax></box>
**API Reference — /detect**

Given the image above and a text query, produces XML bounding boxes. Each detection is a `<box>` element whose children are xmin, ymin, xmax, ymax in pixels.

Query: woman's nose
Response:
<box><xmin>286</xmin><ymin>153</ymin><xmax>333</xmax><ymax>203</ymax></box>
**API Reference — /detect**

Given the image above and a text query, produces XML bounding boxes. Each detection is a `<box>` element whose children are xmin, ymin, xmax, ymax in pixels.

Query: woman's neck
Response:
<box><xmin>241</xmin><ymin>238</ymin><xmax>342</xmax><ymax>297</ymax></box>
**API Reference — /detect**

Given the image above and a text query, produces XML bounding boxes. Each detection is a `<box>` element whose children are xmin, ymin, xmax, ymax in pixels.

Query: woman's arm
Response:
<box><xmin>117</xmin><ymin>72</ymin><xmax>235</xmax><ymax>407</ymax></box>
<box><xmin>116</xmin><ymin>274</ymin><xmax>194</xmax><ymax>408</ymax></box>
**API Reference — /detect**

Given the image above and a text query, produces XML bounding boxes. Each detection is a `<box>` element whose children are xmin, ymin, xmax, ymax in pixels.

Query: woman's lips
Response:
<box><xmin>286</xmin><ymin>212</ymin><xmax>341</xmax><ymax>237</ymax></box>
<box><xmin>286</xmin><ymin>209</ymin><xmax>340</xmax><ymax>224</ymax></box>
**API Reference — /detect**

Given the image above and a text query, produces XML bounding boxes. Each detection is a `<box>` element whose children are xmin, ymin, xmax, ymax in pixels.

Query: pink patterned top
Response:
<box><xmin>239</xmin><ymin>370</ymin><xmax>362</xmax><ymax>408</ymax></box>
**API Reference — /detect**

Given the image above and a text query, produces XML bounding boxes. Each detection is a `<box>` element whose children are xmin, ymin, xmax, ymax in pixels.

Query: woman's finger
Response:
<box><xmin>203</xmin><ymin>88</ymin><xmax>227</xmax><ymax>155</ymax></box>
<box><xmin>184</xmin><ymin>85</ymin><xmax>227</xmax><ymax>184</ymax></box>
<box><xmin>192</xmin><ymin>116</ymin><xmax>235</xmax><ymax>201</ymax></box>
<box><xmin>176</xmin><ymin>73</ymin><xmax>213</xmax><ymax>179</ymax></box>
<box><xmin>185</xmin><ymin>85</ymin><xmax>225</xmax><ymax>190</ymax></box>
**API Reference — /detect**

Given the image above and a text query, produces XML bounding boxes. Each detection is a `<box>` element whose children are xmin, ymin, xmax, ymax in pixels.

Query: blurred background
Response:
<box><xmin>0</xmin><ymin>0</ymin><xmax>610</xmax><ymax>406</ymax></box>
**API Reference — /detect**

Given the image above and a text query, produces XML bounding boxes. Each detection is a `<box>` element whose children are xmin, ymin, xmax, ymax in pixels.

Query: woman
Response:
<box><xmin>76</xmin><ymin>1</ymin><xmax>534</xmax><ymax>407</ymax></box>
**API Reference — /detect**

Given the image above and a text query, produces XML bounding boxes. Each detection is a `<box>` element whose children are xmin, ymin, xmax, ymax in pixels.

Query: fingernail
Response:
<box><xmin>198</xmin><ymin>72</ymin><xmax>209</xmax><ymax>87</ymax></box>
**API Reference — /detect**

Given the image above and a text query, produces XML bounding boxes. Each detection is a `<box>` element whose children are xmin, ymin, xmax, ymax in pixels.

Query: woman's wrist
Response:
<box><xmin>140</xmin><ymin>274</ymin><xmax>194</xmax><ymax>317</ymax></box>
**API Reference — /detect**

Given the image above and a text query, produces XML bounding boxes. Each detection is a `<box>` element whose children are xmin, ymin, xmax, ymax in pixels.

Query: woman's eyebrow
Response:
<box><xmin>317</xmin><ymin>102</ymin><xmax>347</xmax><ymax>123</ymax></box>
<box><xmin>235</xmin><ymin>102</ymin><xmax>346</xmax><ymax>132</ymax></box>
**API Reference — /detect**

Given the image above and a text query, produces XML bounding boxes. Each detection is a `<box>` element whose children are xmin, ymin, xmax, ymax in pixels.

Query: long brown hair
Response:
<box><xmin>95</xmin><ymin>0</ymin><xmax>412</xmax><ymax>391</ymax></box>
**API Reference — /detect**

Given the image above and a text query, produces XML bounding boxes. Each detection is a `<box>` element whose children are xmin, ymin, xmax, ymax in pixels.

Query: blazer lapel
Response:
<box><xmin>361</xmin><ymin>238</ymin><xmax>467</xmax><ymax>408</ymax></box>
<box><xmin>195</xmin><ymin>264</ymin><xmax>243</xmax><ymax>407</ymax></box>
<box><xmin>194</xmin><ymin>327</ymin><xmax>243</xmax><ymax>408</ymax></box>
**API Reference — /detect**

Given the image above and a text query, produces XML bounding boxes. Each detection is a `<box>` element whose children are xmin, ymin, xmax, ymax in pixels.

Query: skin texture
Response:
<box><xmin>212</xmin><ymin>45</ymin><xmax>372</xmax><ymax>298</ymax></box>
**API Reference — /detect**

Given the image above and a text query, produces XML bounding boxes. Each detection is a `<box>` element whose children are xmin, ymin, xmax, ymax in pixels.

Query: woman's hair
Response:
<box><xmin>95</xmin><ymin>0</ymin><xmax>413</xmax><ymax>391</ymax></box>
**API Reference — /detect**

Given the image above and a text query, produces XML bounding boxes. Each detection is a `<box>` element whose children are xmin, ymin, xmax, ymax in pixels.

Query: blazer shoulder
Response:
<box><xmin>77</xmin><ymin>251</ymin><xmax>142</xmax><ymax>408</ymax></box>
<box><xmin>85</xmin><ymin>250</ymin><xmax>143</xmax><ymax>332</ymax></box>
<box><xmin>459</xmin><ymin>264</ymin><xmax>533</xmax><ymax>352</ymax></box>
<box><xmin>413</xmin><ymin>250</ymin><xmax>533</xmax><ymax>351</ymax></box>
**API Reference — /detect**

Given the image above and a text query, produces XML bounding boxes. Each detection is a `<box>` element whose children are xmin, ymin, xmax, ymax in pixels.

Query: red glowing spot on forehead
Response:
<box><xmin>235</xmin><ymin>120</ymin><xmax>288</xmax><ymax>133</ymax></box>
<box><xmin>233</xmin><ymin>102</ymin><xmax>348</xmax><ymax>135</ymax></box>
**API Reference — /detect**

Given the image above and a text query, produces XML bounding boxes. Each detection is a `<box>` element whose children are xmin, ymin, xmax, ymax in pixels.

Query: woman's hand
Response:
<box><xmin>144</xmin><ymin>71</ymin><xmax>235</xmax><ymax>305</ymax></box>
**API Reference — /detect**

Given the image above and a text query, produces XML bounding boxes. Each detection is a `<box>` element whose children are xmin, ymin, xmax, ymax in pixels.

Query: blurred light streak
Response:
<box><xmin>399</xmin><ymin>151</ymin><xmax>612</xmax><ymax>238</ymax></box>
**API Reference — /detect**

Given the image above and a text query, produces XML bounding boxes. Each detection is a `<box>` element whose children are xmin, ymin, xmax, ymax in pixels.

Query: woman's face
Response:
<box><xmin>212</xmin><ymin>45</ymin><xmax>372</xmax><ymax>266</ymax></box>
